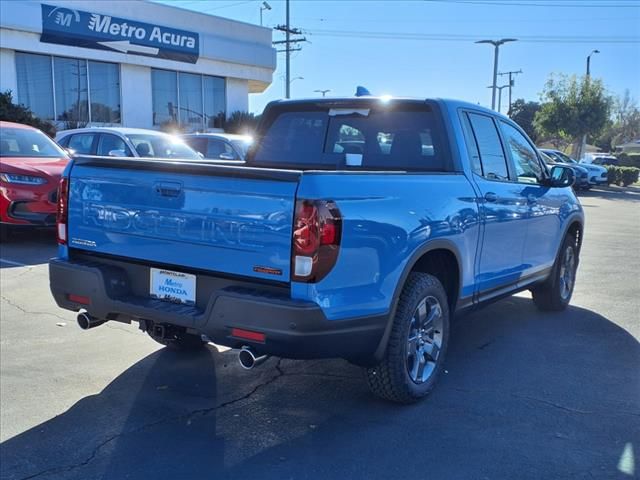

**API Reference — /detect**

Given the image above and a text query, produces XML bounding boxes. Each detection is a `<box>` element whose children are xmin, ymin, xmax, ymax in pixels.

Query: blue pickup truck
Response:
<box><xmin>49</xmin><ymin>98</ymin><xmax>583</xmax><ymax>403</ymax></box>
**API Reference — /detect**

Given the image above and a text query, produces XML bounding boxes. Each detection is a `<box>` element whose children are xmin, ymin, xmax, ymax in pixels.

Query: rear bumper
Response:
<box><xmin>49</xmin><ymin>258</ymin><xmax>386</xmax><ymax>361</ymax></box>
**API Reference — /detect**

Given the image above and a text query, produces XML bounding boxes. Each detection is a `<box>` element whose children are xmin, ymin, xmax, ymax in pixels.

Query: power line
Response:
<box><xmin>425</xmin><ymin>0</ymin><xmax>640</xmax><ymax>7</ymax></box>
<box><xmin>308</xmin><ymin>29</ymin><xmax>640</xmax><ymax>44</ymax></box>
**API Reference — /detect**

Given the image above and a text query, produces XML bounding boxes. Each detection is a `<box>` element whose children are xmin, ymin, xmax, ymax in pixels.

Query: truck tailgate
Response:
<box><xmin>67</xmin><ymin>158</ymin><xmax>299</xmax><ymax>282</ymax></box>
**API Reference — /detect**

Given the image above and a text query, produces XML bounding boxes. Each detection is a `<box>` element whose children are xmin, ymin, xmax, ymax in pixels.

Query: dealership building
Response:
<box><xmin>0</xmin><ymin>0</ymin><xmax>276</xmax><ymax>131</ymax></box>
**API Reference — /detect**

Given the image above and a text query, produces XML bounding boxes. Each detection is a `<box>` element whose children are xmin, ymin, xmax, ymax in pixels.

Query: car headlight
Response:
<box><xmin>0</xmin><ymin>173</ymin><xmax>48</xmax><ymax>185</ymax></box>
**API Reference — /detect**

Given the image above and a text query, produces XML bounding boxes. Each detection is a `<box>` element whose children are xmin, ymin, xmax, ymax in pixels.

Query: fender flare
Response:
<box><xmin>371</xmin><ymin>238</ymin><xmax>464</xmax><ymax>362</ymax></box>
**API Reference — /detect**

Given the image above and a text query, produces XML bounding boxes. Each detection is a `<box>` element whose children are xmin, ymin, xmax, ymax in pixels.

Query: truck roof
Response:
<box><xmin>267</xmin><ymin>96</ymin><xmax>502</xmax><ymax>118</ymax></box>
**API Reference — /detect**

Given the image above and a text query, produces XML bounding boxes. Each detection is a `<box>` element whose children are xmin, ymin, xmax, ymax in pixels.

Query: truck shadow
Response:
<box><xmin>1</xmin><ymin>297</ymin><xmax>638</xmax><ymax>480</ymax></box>
<box><xmin>0</xmin><ymin>229</ymin><xmax>57</xmax><ymax>268</ymax></box>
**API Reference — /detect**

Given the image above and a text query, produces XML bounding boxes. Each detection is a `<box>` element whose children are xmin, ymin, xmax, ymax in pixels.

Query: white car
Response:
<box><xmin>542</xmin><ymin>149</ymin><xmax>608</xmax><ymax>186</ymax></box>
<box><xmin>56</xmin><ymin>127</ymin><xmax>202</xmax><ymax>160</ymax></box>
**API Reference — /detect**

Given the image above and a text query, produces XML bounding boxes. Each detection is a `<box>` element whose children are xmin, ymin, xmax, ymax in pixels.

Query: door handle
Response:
<box><xmin>155</xmin><ymin>182</ymin><xmax>182</xmax><ymax>198</ymax></box>
<box><xmin>484</xmin><ymin>192</ymin><xmax>498</xmax><ymax>203</ymax></box>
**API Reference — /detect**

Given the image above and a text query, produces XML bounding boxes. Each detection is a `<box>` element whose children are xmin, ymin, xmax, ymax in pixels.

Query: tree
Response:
<box><xmin>223</xmin><ymin>111</ymin><xmax>260</xmax><ymax>135</ymax></box>
<box><xmin>508</xmin><ymin>99</ymin><xmax>540</xmax><ymax>142</ymax></box>
<box><xmin>594</xmin><ymin>90</ymin><xmax>640</xmax><ymax>152</ymax></box>
<box><xmin>0</xmin><ymin>90</ymin><xmax>56</xmax><ymax>137</ymax></box>
<box><xmin>534</xmin><ymin>74</ymin><xmax>612</xmax><ymax>160</ymax></box>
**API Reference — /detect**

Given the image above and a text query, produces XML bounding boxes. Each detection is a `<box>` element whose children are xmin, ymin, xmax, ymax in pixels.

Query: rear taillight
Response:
<box><xmin>56</xmin><ymin>177</ymin><xmax>69</xmax><ymax>245</ymax></box>
<box><xmin>292</xmin><ymin>199</ymin><xmax>342</xmax><ymax>283</ymax></box>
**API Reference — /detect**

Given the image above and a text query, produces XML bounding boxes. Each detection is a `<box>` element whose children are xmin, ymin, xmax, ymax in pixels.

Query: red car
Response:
<box><xmin>0</xmin><ymin>121</ymin><xmax>68</xmax><ymax>236</ymax></box>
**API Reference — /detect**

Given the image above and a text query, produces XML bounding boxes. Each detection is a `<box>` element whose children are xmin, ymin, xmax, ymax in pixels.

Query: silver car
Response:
<box><xmin>56</xmin><ymin>127</ymin><xmax>202</xmax><ymax>160</ymax></box>
<box><xmin>181</xmin><ymin>133</ymin><xmax>252</xmax><ymax>163</ymax></box>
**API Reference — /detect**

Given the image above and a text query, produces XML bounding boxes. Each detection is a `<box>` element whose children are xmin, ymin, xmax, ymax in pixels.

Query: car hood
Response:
<box><xmin>581</xmin><ymin>163</ymin><xmax>607</xmax><ymax>173</ymax></box>
<box><xmin>0</xmin><ymin>156</ymin><xmax>68</xmax><ymax>179</ymax></box>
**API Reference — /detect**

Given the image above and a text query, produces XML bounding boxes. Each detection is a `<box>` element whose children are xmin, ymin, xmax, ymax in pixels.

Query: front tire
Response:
<box><xmin>365</xmin><ymin>273</ymin><xmax>450</xmax><ymax>404</ymax></box>
<box><xmin>531</xmin><ymin>233</ymin><xmax>578</xmax><ymax>311</ymax></box>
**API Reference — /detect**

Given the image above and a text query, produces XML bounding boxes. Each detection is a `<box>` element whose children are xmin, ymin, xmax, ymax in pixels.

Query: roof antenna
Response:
<box><xmin>355</xmin><ymin>86</ymin><xmax>372</xmax><ymax>97</ymax></box>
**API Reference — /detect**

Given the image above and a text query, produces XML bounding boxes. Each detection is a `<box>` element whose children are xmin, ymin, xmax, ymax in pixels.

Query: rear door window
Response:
<box><xmin>67</xmin><ymin>133</ymin><xmax>96</xmax><ymax>155</ymax></box>
<box><xmin>96</xmin><ymin>134</ymin><xmax>132</xmax><ymax>156</ymax></box>
<box><xmin>207</xmin><ymin>139</ymin><xmax>238</xmax><ymax>159</ymax></box>
<box><xmin>251</xmin><ymin>105</ymin><xmax>449</xmax><ymax>171</ymax></box>
<box><xmin>467</xmin><ymin>113</ymin><xmax>509</xmax><ymax>181</ymax></box>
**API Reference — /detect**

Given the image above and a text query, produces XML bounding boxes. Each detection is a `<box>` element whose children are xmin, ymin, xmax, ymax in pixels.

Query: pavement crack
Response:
<box><xmin>16</xmin><ymin>359</ymin><xmax>286</xmax><ymax>480</ymax></box>
<box><xmin>0</xmin><ymin>295</ymin><xmax>69</xmax><ymax>323</ymax></box>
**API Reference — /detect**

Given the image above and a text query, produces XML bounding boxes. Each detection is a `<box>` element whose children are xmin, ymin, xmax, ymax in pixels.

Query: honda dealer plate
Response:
<box><xmin>150</xmin><ymin>268</ymin><xmax>196</xmax><ymax>305</ymax></box>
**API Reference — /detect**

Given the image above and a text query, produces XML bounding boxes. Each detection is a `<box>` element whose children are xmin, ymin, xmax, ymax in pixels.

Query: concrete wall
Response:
<box><xmin>0</xmin><ymin>49</ymin><xmax>17</xmax><ymax>95</ymax></box>
<box><xmin>120</xmin><ymin>64</ymin><xmax>153</xmax><ymax>128</ymax></box>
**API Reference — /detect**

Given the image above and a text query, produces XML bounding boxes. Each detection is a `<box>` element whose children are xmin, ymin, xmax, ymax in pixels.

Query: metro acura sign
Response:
<box><xmin>40</xmin><ymin>4</ymin><xmax>199</xmax><ymax>63</ymax></box>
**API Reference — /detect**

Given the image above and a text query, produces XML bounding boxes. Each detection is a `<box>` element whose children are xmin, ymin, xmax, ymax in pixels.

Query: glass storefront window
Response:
<box><xmin>151</xmin><ymin>69</ymin><xmax>178</xmax><ymax>126</ymax></box>
<box><xmin>204</xmin><ymin>75</ymin><xmax>225</xmax><ymax>129</ymax></box>
<box><xmin>152</xmin><ymin>68</ymin><xmax>225</xmax><ymax>130</ymax></box>
<box><xmin>15</xmin><ymin>53</ymin><xmax>54</xmax><ymax>120</ymax></box>
<box><xmin>15</xmin><ymin>53</ymin><xmax>120</xmax><ymax>125</ymax></box>
<box><xmin>178</xmin><ymin>72</ymin><xmax>203</xmax><ymax>130</ymax></box>
<box><xmin>54</xmin><ymin>57</ymin><xmax>89</xmax><ymax>124</ymax></box>
<box><xmin>89</xmin><ymin>61</ymin><xmax>121</xmax><ymax>123</ymax></box>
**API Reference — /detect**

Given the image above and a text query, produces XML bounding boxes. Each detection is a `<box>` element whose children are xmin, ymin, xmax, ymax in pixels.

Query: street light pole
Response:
<box><xmin>487</xmin><ymin>85</ymin><xmax>509</xmax><ymax>113</ymax></box>
<box><xmin>586</xmin><ymin>49</ymin><xmax>599</xmax><ymax>77</ymax></box>
<box><xmin>314</xmin><ymin>89</ymin><xmax>331</xmax><ymax>97</ymax></box>
<box><xmin>476</xmin><ymin>38</ymin><xmax>517</xmax><ymax>110</ymax></box>
<box><xmin>259</xmin><ymin>2</ymin><xmax>271</xmax><ymax>26</ymax></box>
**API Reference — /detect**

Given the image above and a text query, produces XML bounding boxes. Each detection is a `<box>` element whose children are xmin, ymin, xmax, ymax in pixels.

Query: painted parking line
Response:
<box><xmin>0</xmin><ymin>258</ymin><xmax>31</xmax><ymax>268</ymax></box>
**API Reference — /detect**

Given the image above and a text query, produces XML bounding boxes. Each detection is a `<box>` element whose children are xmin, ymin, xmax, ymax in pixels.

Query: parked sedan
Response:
<box><xmin>0</xmin><ymin>121</ymin><xmax>69</xmax><ymax>235</ymax></box>
<box><xmin>182</xmin><ymin>133</ymin><xmax>252</xmax><ymax>162</ymax></box>
<box><xmin>541</xmin><ymin>149</ymin><xmax>608</xmax><ymax>187</ymax></box>
<box><xmin>539</xmin><ymin>151</ymin><xmax>590</xmax><ymax>190</ymax></box>
<box><xmin>56</xmin><ymin>127</ymin><xmax>202</xmax><ymax>160</ymax></box>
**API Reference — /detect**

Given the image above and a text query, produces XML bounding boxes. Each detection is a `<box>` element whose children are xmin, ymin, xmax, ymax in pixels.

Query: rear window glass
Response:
<box><xmin>250</xmin><ymin>106</ymin><xmax>449</xmax><ymax>171</ymax></box>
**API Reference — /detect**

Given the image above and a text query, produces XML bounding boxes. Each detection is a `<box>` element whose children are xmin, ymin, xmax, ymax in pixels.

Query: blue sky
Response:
<box><xmin>155</xmin><ymin>0</ymin><xmax>640</xmax><ymax>114</ymax></box>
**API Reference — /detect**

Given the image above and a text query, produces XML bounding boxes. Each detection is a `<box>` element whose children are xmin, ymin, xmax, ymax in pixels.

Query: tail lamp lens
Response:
<box><xmin>57</xmin><ymin>177</ymin><xmax>69</xmax><ymax>245</ymax></box>
<box><xmin>292</xmin><ymin>199</ymin><xmax>342</xmax><ymax>282</ymax></box>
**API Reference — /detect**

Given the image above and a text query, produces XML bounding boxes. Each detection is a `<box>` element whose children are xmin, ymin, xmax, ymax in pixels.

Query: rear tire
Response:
<box><xmin>365</xmin><ymin>273</ymin><xmax>450</xmax><ymax>404</ymax></box>
<box><xmin>531</xmin><ymin>233</ymin><xmax>578</xmax><ymax>311</ymax></box>
<box><xmin>147</xmin><ymin>327</ymin><xmax>207</xmax><ymax>351</ymax></box>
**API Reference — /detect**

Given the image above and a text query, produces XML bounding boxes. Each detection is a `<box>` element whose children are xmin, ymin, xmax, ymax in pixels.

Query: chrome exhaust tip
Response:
<box><xmin>77</xmin><ymin>312</ymin><xmax>106</xmax><ymax>330</ymax></box>
<box><xmin>238</xmin><ymin>346</ymin><xmax>268</xmax><ymax>370</ymax></box>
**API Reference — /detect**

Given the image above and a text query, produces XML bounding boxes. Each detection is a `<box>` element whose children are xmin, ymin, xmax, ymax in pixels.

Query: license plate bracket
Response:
<box><xmin>150</xmin><ymin>268</ymin><xmax>196</xmax><ymax>305</ymax></box>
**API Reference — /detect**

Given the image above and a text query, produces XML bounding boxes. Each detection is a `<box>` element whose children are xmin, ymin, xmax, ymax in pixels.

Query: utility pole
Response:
<box><xmin>498</xmin><ymin>69</ymin><xmax>522</xmax><ymax>114</ymax></box>
<box><xmin>475</xmin><ymin>38</ymin><xmax>517</xmax><ymax>110</ymax></box>
<box><xmin>273</xmin><ymin>0</ymin><xmax>305</xmax><ymax>99</ymax></box>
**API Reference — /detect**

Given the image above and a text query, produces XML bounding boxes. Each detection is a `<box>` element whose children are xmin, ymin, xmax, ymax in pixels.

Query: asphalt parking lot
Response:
<box><xmin>0</xmin><ymin>186</ymin><xmax>638</xmax><ymax>480</ymax></box>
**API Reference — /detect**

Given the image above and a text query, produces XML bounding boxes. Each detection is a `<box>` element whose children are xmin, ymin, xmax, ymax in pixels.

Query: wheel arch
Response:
<box><xmin>372</xmin><ymin>239</ymin><xmax>463</xmax><ymax>362</ymax></box>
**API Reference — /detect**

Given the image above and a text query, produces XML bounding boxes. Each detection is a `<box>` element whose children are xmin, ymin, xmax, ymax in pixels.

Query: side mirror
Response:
<box><xmin>219</xmin><ymin>152</ymin><xmax>236</xmax><ymax>161</ymax></box>
<box><xmin>64</xmin><ymin>148</ymin><xmax>76</xmax><ymax>157</ymax></box>
<box><xmin>197</xmin><ymin>151</ymin><xmax>205</xmax><ymax>159</ymax></box>
<box><xmin>548</xmin><ymin>165</ymin><xmax>575</xmax><ymax>188</ymax></box>
<box><xmin>108</xmin><ymin>149</ymin><xmax>127</xmax><ymax>157</ymax></box>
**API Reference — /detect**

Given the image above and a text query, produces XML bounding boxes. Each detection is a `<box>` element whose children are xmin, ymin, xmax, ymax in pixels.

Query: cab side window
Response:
<box><xmin>500</xmin><ymin>121</ymin><xmax>543</xmax><ymax>184</ymax></box>
<box><xmin>467</xmin><ymin>113</ymin><xmax>509</xmax><ymax>181</ymax></box>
